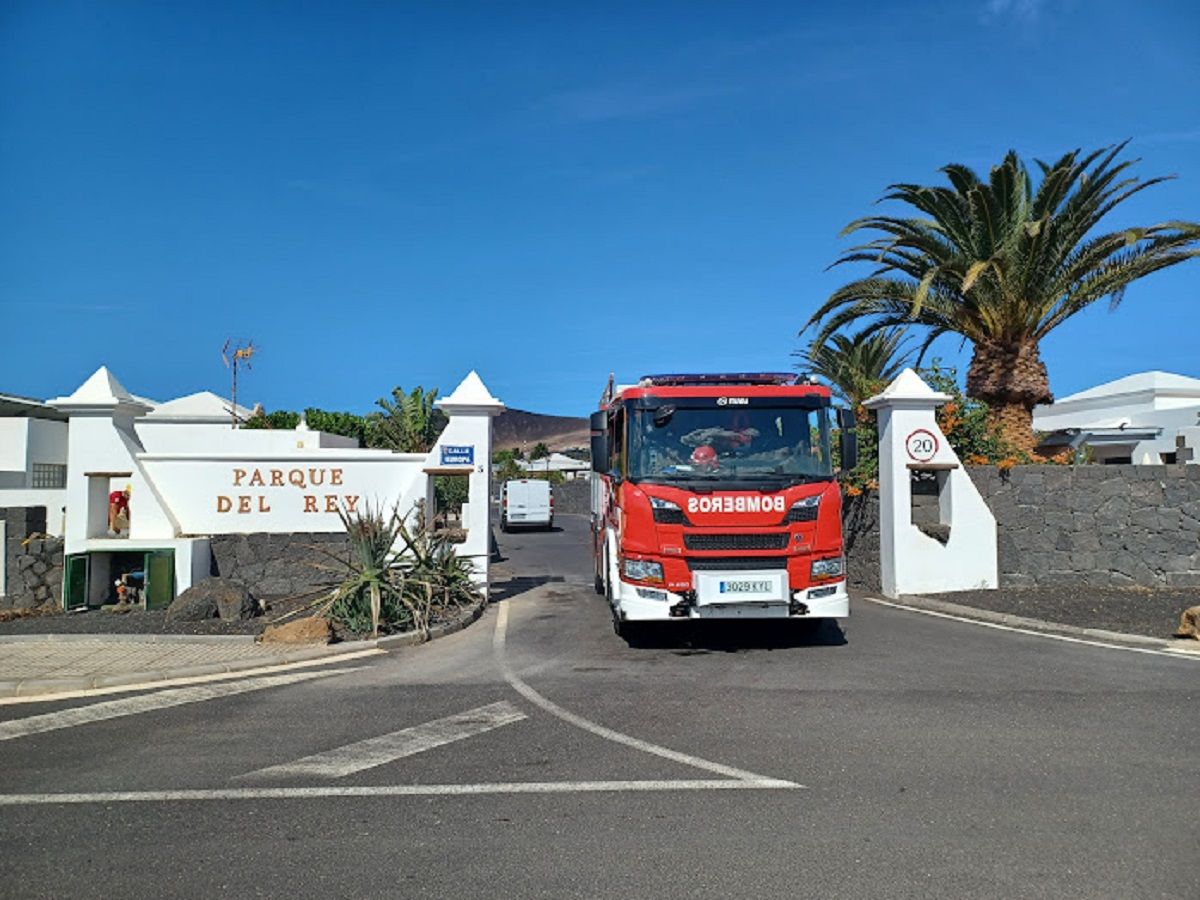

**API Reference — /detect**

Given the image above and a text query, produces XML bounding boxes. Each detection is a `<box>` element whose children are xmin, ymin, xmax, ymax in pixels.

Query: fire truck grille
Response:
<box><xmin>686</xmin><ymin>557</ymin><xmax>789</xmax><ymax>571</ymax></box>
<box><xmin>684</xmin><ymin>533</ymin><xmax>789</xmax><ymax>551</ymax></box>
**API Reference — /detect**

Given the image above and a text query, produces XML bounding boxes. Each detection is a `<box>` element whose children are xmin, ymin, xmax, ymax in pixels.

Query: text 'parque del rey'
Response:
<box><xmin>216</xmin><ymin>467</ymin><xmax>360</xmax><ymax>514</ymax></box>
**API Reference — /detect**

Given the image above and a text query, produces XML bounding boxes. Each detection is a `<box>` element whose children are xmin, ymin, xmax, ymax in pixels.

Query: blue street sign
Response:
<box><xmin>440</xmin><ymin>445</ymin><xmax>474</xmax><ymax>466</ymax></box>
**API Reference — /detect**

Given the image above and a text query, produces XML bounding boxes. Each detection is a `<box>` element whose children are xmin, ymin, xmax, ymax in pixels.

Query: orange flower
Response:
<box><xmin>997</xmin><ymin>457</ymin><xmax>1017</xmax><ymax>472</ymax></box>
<box><xmin>845</xmin><ymin>485</ymin><xmax>863</xmax><ymax>497</ymax></box>
<box><xmin>965</xmin><ymin>454</ymin><xmax>989</xmax><ymax>465</ymax></box>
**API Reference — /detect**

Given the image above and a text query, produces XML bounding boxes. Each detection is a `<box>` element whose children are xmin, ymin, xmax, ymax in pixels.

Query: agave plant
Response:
<box><xmin>320</xmin><ymin>503</ymin><xmax>481</xmax><ymax>638</ymax></box>
<box><xmin>805</xmin><ymin>143</ymin><xmax>1200</xmax><ymax>450</ymax></box>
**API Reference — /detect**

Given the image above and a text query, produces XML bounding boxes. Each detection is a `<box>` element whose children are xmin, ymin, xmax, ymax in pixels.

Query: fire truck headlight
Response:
<box><xmin>810</xmin><ymin>557</ymin><xmax>844</xmax><ymax>579</ymax></box>
<box><xmin>623</xmin><ymin>558</ymin><xmax>664</xmax><ymax>584</ymax></box>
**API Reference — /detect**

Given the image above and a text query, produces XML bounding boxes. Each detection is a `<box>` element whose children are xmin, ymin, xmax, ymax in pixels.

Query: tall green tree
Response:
<box><xmin>804</xmin><ymin>143</ymin><xmax>1200</xmax><ymax>450</ymax></box>
<box><xmin>795</xmin><ymin>327</ymin><xmax>912</xmax><ymax>411</ymax></box>
<box><xmin>369</xmin><ymin>386</ymin><xmax>446</xmax><ymax>453</ymax></box>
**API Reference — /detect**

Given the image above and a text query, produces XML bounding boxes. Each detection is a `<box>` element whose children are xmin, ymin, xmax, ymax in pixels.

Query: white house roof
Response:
<box><xmin>1052</xmin><ymin>371</ymin><xmax>1200</xmax><ymax>405</ymax></box>
<box><xmin>518</xmin><ymin>452</ymin><xmax>589</xmax><ymax>471</ymax></box>
<box><xmin>144</xmin><ymin>391</ymin><xmax>251</xmax><ymax>422</ymax></box>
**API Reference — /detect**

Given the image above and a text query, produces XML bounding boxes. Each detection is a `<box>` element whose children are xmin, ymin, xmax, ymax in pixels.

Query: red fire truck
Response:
<box><xmin>590</xmin><ymin>373</ymin><xmax>856</xmax><ymax>639</ymax></box>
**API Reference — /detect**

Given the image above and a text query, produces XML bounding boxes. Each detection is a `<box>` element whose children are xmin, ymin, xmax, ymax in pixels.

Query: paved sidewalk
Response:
<box><xmin>0</xmin><ymin>634</ymin><xmax>377</xmax><ymax>700</ymax></box>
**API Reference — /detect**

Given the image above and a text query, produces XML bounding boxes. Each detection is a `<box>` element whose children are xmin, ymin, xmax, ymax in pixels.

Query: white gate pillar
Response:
<box><xmin>431</xmin><ymin>372</ymin><xmax>505</xmax><ymax>596</ymax></box>
<box><xmin>863</xmin><ymin>369</ymin><xmax>997</xmax><ymax>598</ymax></box>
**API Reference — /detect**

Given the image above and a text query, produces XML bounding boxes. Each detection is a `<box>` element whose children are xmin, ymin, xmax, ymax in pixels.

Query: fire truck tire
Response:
<box><xmin>613</xmin><ymin>617</ymin><xmax>646</xmax><ymax>646</ymax></box>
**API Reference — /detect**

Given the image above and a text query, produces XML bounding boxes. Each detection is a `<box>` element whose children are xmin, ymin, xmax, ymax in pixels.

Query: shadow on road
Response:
<box><xmin>488</xmin><ymin>575</ymin><xmax>569</xmax><ymax>604</ymax></box>
<box><xmin>624</xmin><ymin>619</ymin><xmax>847</xmax><ymax>652</ymax></box>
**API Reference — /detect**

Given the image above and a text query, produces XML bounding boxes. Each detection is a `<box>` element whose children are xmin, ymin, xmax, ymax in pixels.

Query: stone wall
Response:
<box><xmin>209</xmin><ymin>533</ymin><xmax>350</xmax><ymax>599</ymax></box>
<box><xmin>841</xmin><ymin>465</ymin><xmax>1200</xmax><ymax>591</ymax></box>
<box><xmin>1</xmin><ymin>506</ymin><xmax>64</xmax><ymax>611</ymax></box>
<box><xmin>970</xmin><ymin>465</ymin><xmax>1200</xmax><ymax>588</ymax></box>
<box><xmin>841</xmin><ymin>493</ymin><xmax>881</xmax><ymax>592</ymax></box>
<box><xmin>551</xmin><ymin>478</ymin><xmax>592</xmax><ymax>515</ymax></box>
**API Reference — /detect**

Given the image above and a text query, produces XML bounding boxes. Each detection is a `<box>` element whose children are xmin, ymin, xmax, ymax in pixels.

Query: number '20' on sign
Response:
<box><xmin>905</xmin><ymin>429</ymin><xmax>938</xmax><ymax>462</ymax></box>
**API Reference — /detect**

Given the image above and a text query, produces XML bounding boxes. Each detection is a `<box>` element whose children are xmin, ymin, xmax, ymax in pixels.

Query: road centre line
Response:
<box><xmin>0</xmin><ymin>669</ymin><xmax>358</xmax><ymax>742</ymax></box>
<box><xmin>0</xmin><ymin>779</ymin><xmax>798</xmax><ymax>807</ymax></box>
<box><xmin>492</xmin><ymin>601</ymin><xmax>801</xmax><ymax>787</ymax></box>
<box><xmin>863</xmin><ymin>596</ymin><xmax>1200</xmax><ymax>661</ymax></box>
<box><xmin>246</xmin><ymin>701</ymin><xmax>527</xmax><ymax>779</ymax></box>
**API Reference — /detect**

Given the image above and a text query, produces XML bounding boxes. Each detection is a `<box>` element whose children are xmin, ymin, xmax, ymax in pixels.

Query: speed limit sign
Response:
<box><xmin>905</xmin><ymin>429</ymin><xmax>938</xmax><ymax>462</ymax></box>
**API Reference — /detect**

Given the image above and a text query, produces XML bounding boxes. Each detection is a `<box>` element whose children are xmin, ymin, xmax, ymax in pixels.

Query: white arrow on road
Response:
<box><xmin>246</xmin><ymin>700</ymin><xmax>527</xmax><ymax>779</ymax></box>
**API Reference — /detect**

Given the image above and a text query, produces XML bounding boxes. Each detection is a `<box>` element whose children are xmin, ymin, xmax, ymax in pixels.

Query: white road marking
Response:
<box><xmin>0</xmin><ymin>669</ymin><xmax>359</xmax><ymax>742</ymax></box>
<box><xmin>247</xmin><ymin>701</ymin><xmax>527</xmax><ymax>779</ymax></box>
<box><xmin>863</xmin><ymin>596</ymin><xmax>1200</xmax><ymax>662</ymax></box>
<box><xmin>492</xmin><ymin>601</ymin><xmax>801</xmax><ymax>787</ymax></box>
<box><xmin>0</xmin><ymin>778</ymin><xmax>798</xmax><ymax>807</ymax></box>
<box><xmin>0</xmin><ymin>648</ymin><xmax>385</xmax><ymax>707</ymax></box>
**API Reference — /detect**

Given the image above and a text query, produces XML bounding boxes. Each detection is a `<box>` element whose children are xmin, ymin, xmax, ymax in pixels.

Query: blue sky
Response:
<box><xmin>2</xmin><ymin>0</ymin><xmax>1198</xmax><ymax>416</ymax></box>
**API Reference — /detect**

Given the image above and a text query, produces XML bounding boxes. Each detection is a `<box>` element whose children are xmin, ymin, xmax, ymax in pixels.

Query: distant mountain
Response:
<box><xmin>493</xmin><ymin>408</ymin><xmax>589</xmax><ymax>453</ymax></box>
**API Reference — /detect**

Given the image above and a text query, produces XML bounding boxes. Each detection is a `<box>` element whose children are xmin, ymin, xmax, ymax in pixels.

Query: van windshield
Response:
<box><xmin>627</xmin><ymin>404</ymin><xmax>833</xmax><ymax>485</ymax></box>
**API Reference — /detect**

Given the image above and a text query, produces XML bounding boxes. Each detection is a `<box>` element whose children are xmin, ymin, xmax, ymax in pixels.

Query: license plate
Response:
<box><xmin>720</xmin><ymin>580</ymin><xmax>772</xmax><ymax>594</ymax></box>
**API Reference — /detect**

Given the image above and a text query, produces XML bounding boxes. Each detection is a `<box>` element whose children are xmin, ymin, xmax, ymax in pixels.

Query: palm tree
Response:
<box><xmin>804</xmin><ymin>143</ymin><xmax>1200</xmax><ymax>450</ymax></box>
<box><xmin>370</xmin><ymin>386</ymin><xmax>446</xmax><ymax>452</ymax></box>
<box><xmin>795</xmin><ymin>327</ymin><xmax>913</xmax><ymax>411</ymax></box>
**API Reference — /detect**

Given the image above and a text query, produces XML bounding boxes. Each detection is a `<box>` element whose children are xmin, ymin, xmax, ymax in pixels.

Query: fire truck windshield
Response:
<box><xmin>627</xmin><ymin>404</ymin><xmax>833</xmax><ymax>485</ymax></box>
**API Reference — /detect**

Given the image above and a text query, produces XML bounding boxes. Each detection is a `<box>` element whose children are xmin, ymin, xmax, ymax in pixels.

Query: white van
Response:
<box><xmin>501</xmin><ymin>479</ymin><xmax>553</xmax><ymax>531</ymax></box>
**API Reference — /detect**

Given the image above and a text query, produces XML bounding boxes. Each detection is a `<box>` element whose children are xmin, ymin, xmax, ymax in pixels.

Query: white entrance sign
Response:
<box><xmin>863</xmin><ymin>369</ymin><xmax>998</xmax><ymax>598</ymax></box>
<box><xmin>47</xmin><ymin>368</ymin><xmax>505</xmax><ymax>600</ymax></box>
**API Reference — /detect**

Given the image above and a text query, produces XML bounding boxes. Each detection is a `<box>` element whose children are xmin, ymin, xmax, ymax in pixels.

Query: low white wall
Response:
<box><xmin>137</xmin><ymin>422</ymin><xmax>359</xmax><ymax>453</ymax></box>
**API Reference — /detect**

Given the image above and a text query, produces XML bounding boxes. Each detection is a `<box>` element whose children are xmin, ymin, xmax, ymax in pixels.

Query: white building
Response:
<box><xmin>1032</xmin><ymin>371</ymin><xmax>1200</xmax><ymax>464</ymax></box>
<box><xmin>1</xmin><ymin>367</ymin><xmax>504</xmax><ymax>609</ymax></box>
<box><xmin>0</xmin><ymin>393</ymin><xmax>70</xmax><ymax>534</ymax></box>
<box><xmin>516</xmin><ymin>452</ymin><xmax>590</xmax><ymax>480</ymax></box>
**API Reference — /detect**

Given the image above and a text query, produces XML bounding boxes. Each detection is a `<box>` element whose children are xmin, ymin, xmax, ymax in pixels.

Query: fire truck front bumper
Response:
<box><xmin>613</xmin><ymin>576</ymin><xmax>848</xmax><ymax>621</ymax></box>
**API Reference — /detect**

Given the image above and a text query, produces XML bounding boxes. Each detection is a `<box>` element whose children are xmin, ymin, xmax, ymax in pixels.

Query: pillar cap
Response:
<box><xmin>863</xmin><ymin>368</ymin><xmax>951</xmax><ymax>410</ymax></box>
<box><xmin>436</xmin><ymin>371</ymin><xmax>505</xmax><ymax>416</ymax></box>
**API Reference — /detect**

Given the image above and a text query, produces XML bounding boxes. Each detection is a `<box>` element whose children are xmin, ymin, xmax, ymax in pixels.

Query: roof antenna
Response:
<box><xmin>221</xmin><ymin>339</ymin><xmax>257</xmax><ymax>428</ymax></box>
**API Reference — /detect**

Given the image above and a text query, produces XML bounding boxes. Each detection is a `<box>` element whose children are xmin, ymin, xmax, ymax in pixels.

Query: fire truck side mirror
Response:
<box><xmin>837</xmin><ymin>407</ymin><xmax>858</xmax><ymax>471</ymax></box>
<box><xmin>589</xmin><ymin>411</ymin><xmax>608</xmax><ymax>473</ymax></box>
<box><xmin>840</xmin><ymin>431</ymin><xmax>859</xmax><ymax>472</ymax></box>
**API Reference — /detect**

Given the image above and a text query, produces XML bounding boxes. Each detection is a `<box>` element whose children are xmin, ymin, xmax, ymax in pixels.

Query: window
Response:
<box><xmin>31</xmin><ymin>464</ymin><xmax>67</xmax><ymax>489</ymax></box>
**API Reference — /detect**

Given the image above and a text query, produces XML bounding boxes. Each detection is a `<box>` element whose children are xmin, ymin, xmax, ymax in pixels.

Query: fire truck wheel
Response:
<box><xmin>613</xmin><ymin>617</ymin><xmax>646</xmax><ymax>646</ymax></box>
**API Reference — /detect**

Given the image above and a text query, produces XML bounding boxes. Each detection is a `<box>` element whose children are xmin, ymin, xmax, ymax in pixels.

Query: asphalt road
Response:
<box><xmin>1</xmin><ymin>515</ymin><xmax>1197</xmax><ymax>899</ymax></box>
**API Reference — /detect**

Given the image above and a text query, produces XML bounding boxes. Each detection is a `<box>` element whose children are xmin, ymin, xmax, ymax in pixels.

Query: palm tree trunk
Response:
<box><xmin>966</xmin><ymin>340</ymin><xmax>1052</xmax><ymax>453</ymax></box>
